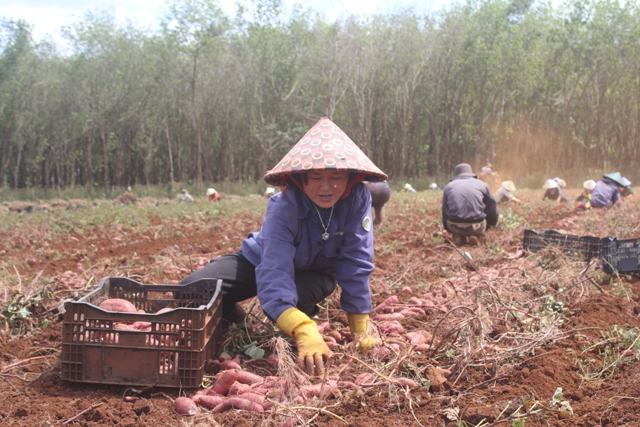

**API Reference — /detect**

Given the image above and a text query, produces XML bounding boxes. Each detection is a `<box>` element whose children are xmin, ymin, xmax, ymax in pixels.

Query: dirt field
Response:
<box><xmin>1</xmin><ymin>188</ymin><xmax>640</xmax><ymax>426</ymax></box>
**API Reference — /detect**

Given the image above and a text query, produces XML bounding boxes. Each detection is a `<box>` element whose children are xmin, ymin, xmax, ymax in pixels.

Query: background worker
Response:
<box><xmin>495</xmin><ymin>181</ymin><xmax>521</xmax><ymax>204</ymax></box>
<box><xmin>429</xmin><ymin>182</ymin><xmax>441</xmax><ymax>190</ymax></box>
<box><xmin>478</xmin><ymin>161</ymin><xmax>499</xmax><ymax>192</ymax></box>
<box><xmin>542</xmin><ymin>179</ymin><xmax>568</xmax><ymax>202</ymax></box>
<box><xmin>402</xmin><ymin>183</ymin><xmax>416</xmax><ymax>193</ymax></box>
<box><xmin>442</xmin><ymin>163</ymin><xmax>498</xmax><ymax>246</ymax></box>
<box><xmin>179</xmin><ymin>117</ymin><xmax>386</xmax><ymax>376</ymax></box>
<box><xmin>621</xmin><ymin>177</ymin><xmax>634</xmax><ymax>199</ymax></box>
<box><xmin>591</xmin><ymin>172</ymin><xmax>625</xmax><ymax>208</ymax></box>
<box><xmin>365</xmin><ymin>180</ymin><xmax>392</xmax><ymax>226</ymax></box>
<box><xmin>553</xmin><ymin>177</ymin><xmax>567</xmax><ymax>188</ymax></box>
<box><xmin>206</xmin><ymin>188</ymin><xmax>221</xmax><ymax>202</ymax></box>
<box><xmin>575</xmin><ymin>179</ymin><xmax>596</xmax><ymax>211</ymax></box>
<box><xmin>264</xmin><ymin>187</ymin><xmax>276</xmax><ymax>198</ymax></box>
<box><xmin>178</xmin><ymin>189</ymin><xmax>194</xmax><ymax>203</ymax></box>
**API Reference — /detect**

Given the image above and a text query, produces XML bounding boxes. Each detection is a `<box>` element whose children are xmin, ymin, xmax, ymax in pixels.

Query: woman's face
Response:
<box><xmin>302</xmin><ymin>169</ymin><xmax>349</xmax><ymax>208</ymax></box>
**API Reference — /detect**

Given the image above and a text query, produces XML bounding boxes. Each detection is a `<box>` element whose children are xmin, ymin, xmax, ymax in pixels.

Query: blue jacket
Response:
<box><xmin>591</xmin><ymin>178</ymin><xmax>621</xmax><ymax>208</ymax></box>
<box><xmin>239</xmin><ymin>183</ymin><xmax>374</xmax><ymax>321</ymax></box>
<box><xmin>442</xmin><ymin>176</ymin><xmax>498</xmax><ymax>230</ymax></box>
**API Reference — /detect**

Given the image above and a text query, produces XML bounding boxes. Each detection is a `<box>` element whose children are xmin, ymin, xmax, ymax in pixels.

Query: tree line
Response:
<box><xmin>0</xmin><ymin>0</ymin><xmax>638</xmax><ymax>192</ymax></box>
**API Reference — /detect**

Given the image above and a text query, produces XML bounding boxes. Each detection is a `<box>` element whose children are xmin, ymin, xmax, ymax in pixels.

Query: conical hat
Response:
<box><xmin>553</xmin><ymin>177</ymin><xmax>566</xmax><ymax>187</ymax></box>
<box><xmin>264</xmin><ymin>117</ymin><xmax>387</xmax><ymax>186</ymax></box>
<box><xmin>502</xmin><ymin>181</ymin><xmax>516</xmax><ymax>192</ymax></box>
<box><xmin>543</xmin><ymin>179</ymin><xmax>558</xmax><ymax>190</ymax></box>
<box><xmin>621</xmin><ymin>177</ymin><xmax>631</xmax><ymax>187</ymax></box>
<box><xmin>603</xmin><ymin>172</ymin><xmax>624</xmax><ymax>186</ymax></box>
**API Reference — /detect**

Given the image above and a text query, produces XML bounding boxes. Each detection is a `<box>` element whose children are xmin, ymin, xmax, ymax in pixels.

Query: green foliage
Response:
<box><xmin>498</xmin><ymin>208</ymin><xmax>526</xmax><ymax>231</ymax></box>
<box><xmin>574</xmin><ymin>325</ymin><xmax>640</xmax><ymax>381</ymax></box>
<box><xmin>1</xmin><ymin>0</ymin><xmax>640</xmax><ymax>191</ymax></box>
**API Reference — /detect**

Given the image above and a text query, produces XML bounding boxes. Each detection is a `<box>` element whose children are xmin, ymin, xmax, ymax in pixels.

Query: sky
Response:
<box><xmin>0</xmin><ymin>0</ymin><xmax>452</xmax><ymax>47</ymax></box>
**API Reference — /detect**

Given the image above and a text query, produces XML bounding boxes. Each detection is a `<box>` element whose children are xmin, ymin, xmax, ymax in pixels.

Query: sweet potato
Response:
<box><xmin>212</xmin><ymin>369</ymin><xmax>239</xmax><ymax>395</ymax></box>
<box><xmin>227</xmin><ymin>381</ymin><xmax>252</xmax><ymax>396</ymax></box>
<box><xmin>99</xmin><ymin>298</ymin><xmax>137</xmax><ymax>313</ymax></box>
<box><xmin>113</xmin><ymin>323</ymin><xmax>136</xmax><ymax>331</ymax></box>
<box><xmin>373</xmin><ymin>295</ymin><xmax>399</xmax><ymax>313</ymax></box>
<box><xmin>378</xmin><ymin>321</ymin><xmax>405</xmax><ymax>335</ymax></box>
<box><xmin>266</xmin><ymin>354</ymin><xmax>280</xmax><ymax>368</ymax></box>
<box><xmin>394</xmin><ymin>377</ymin><xmax>419</xmax><ymax>389</ymax></box>
<box><xmin>408</xmin><ymin>297</ymin><xmax>423</xmax><ymax>306</ymax></box>
<box><xmin>132</xmin><ymin>321</ymin><xmax>152</xmax><ymax>330</ymax></box>
<box><xmin>174</xmin><ymin>397</ymin><xmax>199</xmax><ymax>415</ymax></box>
<box><xmin>327</xmin><ymin>330</ymin><xmax>343</xmax><ymax>342</ymax></box>
<box><xmin>192</xmin><ymin>394</ymin><xmax>226</xmax><ymax>409</ymax></box>
<box><xmin>281</xmin><ymin>417</ymin><xmax>298</xmax><ymax>427</ymax></box>
<box><xmin>317</xmin><ymin>321</ymin><xmax>330</xmax><ymax>334</ymax></box>
<box><xmin>323</xmin><ymin>336</ymin><xmax>337</xmax><ymax>345</ymax></box>
<box><xmin>406</xmin><ymin>331</ymin><xmax>427</xmax><ymax>345</ymax></box>
<box><xmin>219</xmin><ymin>360</ymin><xmax>242</xmax><ymax>370</ymax></box>
<box><xmin>211</xmin><ymin>397</ymin><xmax>264</xmax><ymax>413</ymax></box>
<box><xmin>414</xmin><ymin>344</ymin><xmax>430</xmax><ymax>352</ymax></box>
<box><xmin>236</xmin><ymin>370</ymin><xmax>264</xmax><ymax>385</ymax></box>
<box><xmin>299</xmin><ymin>380</ymin><xmax>340</xmax><ymax>398</ymax></box>
<box><xmin>355</xmin><ymin>373</ymin><xmax>374</xmax><ymax>386</ymax></box>
<box><xmin>236</xmin><ymin>392</ymin><xmax>271</xmax><ymax>409</ymax></box>
<box><xmin>324</xmin><ymin>340</ymin><xmax>339</xmax><ymax>349</ymax></box>
<box><xmin>400</xmin><ymin>307</ymin><xmax>426</xmax><ymax>316</ymax></box>
<box><xmin>374</xmin><ymin>312</ymin><xmax>405</xmax><ymax>321</ymax></box>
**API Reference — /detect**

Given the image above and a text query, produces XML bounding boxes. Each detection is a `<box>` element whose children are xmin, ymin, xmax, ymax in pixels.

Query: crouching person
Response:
<box><xmin>179</xmin><ymin>117</ymin><xmax>386</xmax><ymax>376</ymax></box>
<box><xmin>365</xmin><ymin>180</ymin><xmax>391</xmax><ymax>226</ymax></box>
<box><xmin>442</xmin><ymin>163</ymin><xmax>498</xmax><ymax>246</ymax></box>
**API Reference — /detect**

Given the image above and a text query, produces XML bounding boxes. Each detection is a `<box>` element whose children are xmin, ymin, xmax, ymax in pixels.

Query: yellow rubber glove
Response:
<box><xmin>348</xmin><ymin>313</ymin><xmax>381</xmax><ymax>353</ymax></box>
<box><xmin>276</xmin><ymin>308</ymin><xmax>331</xmax><ymax>376</ymax></box>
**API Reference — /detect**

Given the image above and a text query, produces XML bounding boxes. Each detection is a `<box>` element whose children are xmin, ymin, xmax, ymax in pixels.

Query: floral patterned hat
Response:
<box><xmin>264</xmin><ymin>117</ymin><xmax>387</xmax><ymax>186</ymax></box>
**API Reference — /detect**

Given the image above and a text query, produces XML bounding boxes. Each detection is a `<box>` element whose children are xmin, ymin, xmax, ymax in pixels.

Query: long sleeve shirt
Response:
<box><xmin>591</xmin><ymin>178</ymin><xmax>622</xmax><ymax>208</ymax></box>
<box><xmin>442</xmin><ymin>176</ymin><xmax>498</xmax><ymax>231</ymax></box>
<box><xmin>495</xmin><ymin>187</ymin><xmax>518</xmax><ymax>204</ymax></box>
<box><xmin>239</xmin><ymin>183</ymin><xmax>374</xmax><ymax>321</ymax></box>
<box><xmin>542</xmin><ymin>188</ymin><xmax>568</xmax><ymax>202</ymax></box>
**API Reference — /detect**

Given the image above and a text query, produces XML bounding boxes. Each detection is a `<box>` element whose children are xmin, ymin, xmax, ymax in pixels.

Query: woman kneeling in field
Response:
<box><xmin>181</xmin><ymin>117</ymin><xmax>387</xmax><ymax>376</ymax></box>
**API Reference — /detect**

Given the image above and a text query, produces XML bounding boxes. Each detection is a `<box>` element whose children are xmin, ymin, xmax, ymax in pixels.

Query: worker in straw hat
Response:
<box><xmin>542</xmin><ymin>179</ymin><xmax>568</xmax><ymax>203</ymax></box>
<box><xmin>575</xmin><ymin>179</ymin><xmax>596</xmax><ymax>211</ymax></box>
<box><xmin>179</xmin><ymin>117</ymin><xmax>387</xmax><ymax>376</ymax></box>
<box><xmin>365</xmin><ymin>180</ymin><xmax>391</xmax><ymax>226</ymax></box>
<box><xmin>206</xmin><ymin>188</ymin><xmax>221</xmax><ymax>202</ymax></box>
<box><xmin>495</xmin><ymin>180</ymin><xmax>521</xmax><ymax>204</ymax></box>
<box><xmin>442</xmin><ymin>163</ymin><xmax>498</xmax><ymax>246</ymax></box>
<box><xmin>590</xmin><ymin>172</ymin><xmax>626</xmax><ymax>208</ymax></box>
<box><xmin>429</xmin><ymin>182</ymin><xmax>441</xmax><ymax>191</ymax></box>
<box><xmin>553</xmin><ymin>177</ymin><xmax>567</xmax><ymax>188</ymax></box>
<box><xmin>178</xmin><ymin>189</ymin><xmax>194</xmax><ymax>203</ymax></box>
<box><xmin>264</xmin><ymin>187</ymin><xmax>276</xmax><ymax>198</ymax></box>
<box><xmin>402</xmin><ymin>183</ymin><xmax>416</xmax><ymax>193</ymax></box>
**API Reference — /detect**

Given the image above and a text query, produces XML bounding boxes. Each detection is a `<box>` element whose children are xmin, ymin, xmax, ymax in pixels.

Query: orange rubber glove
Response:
<box><xmin>348</xmin><ymin>313</ymin><xmax>381</xmax><ymax>353</ymax></box>
<box><xmin>276</xmin><ymin>308</ymin><xmax>331</xmax><ymax>376</ymax></box>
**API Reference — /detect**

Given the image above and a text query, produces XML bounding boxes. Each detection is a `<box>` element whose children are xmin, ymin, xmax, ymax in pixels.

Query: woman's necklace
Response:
<box><xmin>313</xmin><ymin>204</ymin><xmax>334</xmax><ymax>241</ymax></box>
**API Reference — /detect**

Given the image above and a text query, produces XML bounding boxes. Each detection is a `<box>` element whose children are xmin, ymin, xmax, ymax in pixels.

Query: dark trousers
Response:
<box><xmin>180</xmin><ymin>253</ymin><xmax>336</xmax><ymax>322</ymax></box>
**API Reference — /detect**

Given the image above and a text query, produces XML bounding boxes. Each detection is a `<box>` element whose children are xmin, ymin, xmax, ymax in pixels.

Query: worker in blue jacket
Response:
<box><xmin>591</xmin><ymin>172</ymin><xmax>625</xmax><ymax>208</ymax></box>
<box><xmin>180</xmin><ymin>117</ymin><xmax>387</xmax><ymax>376</ymax></box>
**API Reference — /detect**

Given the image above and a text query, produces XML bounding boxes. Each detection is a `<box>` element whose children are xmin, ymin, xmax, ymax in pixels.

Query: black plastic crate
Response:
<box><xmin>523</xmin><ymin>229</ymin><xmax>601</xmax><ymax>260</ymax></box>
<box><xmin>61</xmin><ymin>277</ymin><xmax>223</xmax><ymax>388</ymax></box>
<box><xmin>601</xmin><ymin>237</ymin><xmax>640</xmax><ymax>274</ymax></box>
